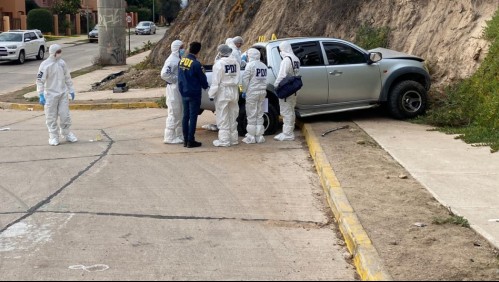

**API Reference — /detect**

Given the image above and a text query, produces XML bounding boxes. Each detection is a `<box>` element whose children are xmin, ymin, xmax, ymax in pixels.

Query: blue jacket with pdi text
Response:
<box><xmin>178</xmin><ymin>54</ymin><xmax>209</xmax><ymax>98</ymax></box>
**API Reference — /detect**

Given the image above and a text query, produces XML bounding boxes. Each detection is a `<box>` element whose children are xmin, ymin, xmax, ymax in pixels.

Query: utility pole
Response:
<box><xmin>85</xmin><ymin>0</ymin><xmax>89</xmax><ymax>36</ymax></box>
<box><xmin>152</xmin><ymin>0</ymin><xmax>155</xmax><ymax>23</ymax></box>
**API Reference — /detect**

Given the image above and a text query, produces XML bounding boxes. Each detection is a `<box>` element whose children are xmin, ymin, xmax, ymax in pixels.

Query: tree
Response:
<box><xmin>159</xmin><ymin>0</ymin><xmax>181</xmax><ymax>25</ymax></box>
<box><xmin>52</xmin><ymin>0</ymin><xmax>82</xmax><ymax>15</ymax></box>
<box><xmin>126</xmin><ymin>0</ymin><xmax>154</xmax><ymax>8</ymax></box>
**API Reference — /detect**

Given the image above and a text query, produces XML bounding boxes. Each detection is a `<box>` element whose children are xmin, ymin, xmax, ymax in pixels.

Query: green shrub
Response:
<box><xmin>156</xmin><ymin>95</ymin><xmax>167</xmax><ymax>108</ymax></box>
<box><xmin>27</xmin><ymin>9</ymin><xmax>53</xmax><ymax>33</ymax></box>
<box><xmin>423</xmin><ymin>9</ymin><xmax>499</xmax><ymax>152</ymax></box>
<box><xmin>355</xmin><ymin>22</ymin><xmax>391</xmax><ymax>49</ymax></box>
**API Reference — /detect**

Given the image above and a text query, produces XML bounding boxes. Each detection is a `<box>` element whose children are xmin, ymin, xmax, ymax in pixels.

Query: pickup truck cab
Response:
<box><xmin>201</xmin><ymin>37</ymin><xmax>431</xmax><ymax>136</ymax></box>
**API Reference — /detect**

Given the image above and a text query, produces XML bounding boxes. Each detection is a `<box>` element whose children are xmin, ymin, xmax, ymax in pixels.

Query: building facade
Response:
<box><xmin>0</xmin><ymin>0</ymin><xmax>26</xmax><ymax>30</ymax></box>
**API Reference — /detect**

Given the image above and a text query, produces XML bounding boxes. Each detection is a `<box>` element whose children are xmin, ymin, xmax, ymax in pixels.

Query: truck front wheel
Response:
<box><xmin>388</xmin><ymin>80</ymin><xmax>427</xmax><ymax>119</ymax></box>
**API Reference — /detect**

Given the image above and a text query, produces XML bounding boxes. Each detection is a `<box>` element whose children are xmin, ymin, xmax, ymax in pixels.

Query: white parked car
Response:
<box><xmin>135</xmin><ymin>21</ymin><xmax>156</xmax><ymax>35</ymax></box>
<box><xmin>88</xmin><ymin>25</ymin><xmax>99</xmax><ymax>43</ymax></box>
<box><xmin>0</xmin><ymin>29</ymin><xmax>46</xmax><ymax>64</ymax></box>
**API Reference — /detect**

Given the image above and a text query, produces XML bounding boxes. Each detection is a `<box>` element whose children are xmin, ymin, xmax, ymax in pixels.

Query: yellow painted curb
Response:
<box><xmin>300</xmin><ymin>122</ymin><xmax>392</xmax><ymax>281</ymax></box>
<box><xmin>0</xmin><ymin>102</ymin><xmax>160</xmax><ymax>111</ymax></box>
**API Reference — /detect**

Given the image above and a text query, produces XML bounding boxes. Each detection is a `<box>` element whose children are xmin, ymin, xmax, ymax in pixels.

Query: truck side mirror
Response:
<box><xmin>368</xmin><ymin>52</ymin><xmax>382</xmax><ymax>64</ymax></box>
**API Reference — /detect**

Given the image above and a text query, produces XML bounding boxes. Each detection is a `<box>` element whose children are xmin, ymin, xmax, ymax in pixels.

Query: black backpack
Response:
<box><xmin>275</xmin><ymin>57</ymin><xmax>302</xmax><ymax>99</ymax></box>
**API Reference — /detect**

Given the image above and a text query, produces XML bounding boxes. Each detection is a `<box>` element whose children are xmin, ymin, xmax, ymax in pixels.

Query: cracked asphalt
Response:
<box><xmin>0</xmin><ymin>108</ymin><xmax>357</xmax><ymax>280</ymax></box>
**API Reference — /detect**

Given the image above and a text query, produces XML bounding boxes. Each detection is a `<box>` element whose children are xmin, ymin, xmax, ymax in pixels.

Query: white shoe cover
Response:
<box><xmin>49</xmin><ymin>137</ymin><xmax>59</xmax><ymax>146</ymax></box>
<box><xmin>164</xmin><ymin>137</ymin><xmax>184</xmax><ymax>144</ymax></box>
<box><xmin>242</xmin><ymin>135</ymin><xmax>256</xmax><ymax>144</ymax></box>
<box><xmin>65</xmin><ymin>132</ymin><xmax>78</xmax><ymax>143</ymax></box>
<box><xmin>213</xmin><ymin>140</ymin><xmax>230</xmax><ymax>147</ymax></box>
<box><xmin>274</xmin><ymin>133</ymin><xmax>295</xmax><ymax>141</ymax></box>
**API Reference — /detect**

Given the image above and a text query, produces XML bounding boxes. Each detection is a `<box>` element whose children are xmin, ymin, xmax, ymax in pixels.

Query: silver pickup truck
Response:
<box><xmin>201</xmin><ymin>37</ymin><xmax>431</xmax><ymax>136</ymax></box>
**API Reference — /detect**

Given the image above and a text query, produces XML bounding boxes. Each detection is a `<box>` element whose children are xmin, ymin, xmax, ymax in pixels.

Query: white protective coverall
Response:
<box><xmin>208</xmin><ymin>45</ymin><xmax>241</xmax><ymax>147</ymax></box>
<box><xmin>273</xmin><ymin>41</ymin><xmax>300</xmax><ymax>141</ymax></box>
<box><xmin>232</xmin><ymin>36</ymin><xmax>246</xmax><ymax>69</ymax></box>
<box><xmin>36</xmin><ymin>44</ymin><xmax>77</xmax><ymax>146</ymax></box>
<box><xmin>242</xmin><ymin>48</ymin><xmax>267</xmax><ymax>144</ymax></box>
<box><xmin>160</xmin><ymin>40</ymin><xmax>184</xmax><ymax>144</ymax></box>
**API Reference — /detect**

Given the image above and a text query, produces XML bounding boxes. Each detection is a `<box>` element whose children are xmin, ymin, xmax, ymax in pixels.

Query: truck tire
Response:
<box><xmin>388</xmin><ymin>80</ymin><xmax>427</xmax><ymax>119</ymax></box>
<box><xmin>237</xmin><ymin>102</ymin><xmax>279</xmax><ymax>136</ymax></box>
<box><xmin>36</xmin><ymin>47</ymin><xmax>45</xmax><ymax>60</ymax></box>
<box><xmin>17</xmin><ymin>50</ymin><xmax>25</xmax><ymax>64</ymax></box>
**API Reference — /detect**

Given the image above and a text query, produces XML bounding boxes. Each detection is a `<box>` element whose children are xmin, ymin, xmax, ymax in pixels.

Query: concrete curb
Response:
<box><xmin>0</xmin><ymin>102</ymin><xmax>160</xmax><ymax>111</ymax></box>
<box><xmin>300</xmin><ymin>122</ymin><xmax>392</xmax><ymax>281</ymax></box>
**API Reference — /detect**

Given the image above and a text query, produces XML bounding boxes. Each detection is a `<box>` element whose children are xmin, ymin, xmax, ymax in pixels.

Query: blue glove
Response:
<box><xmin>39</xmin><ymin>93</ymin><xmax>45</xmax><ymax>106</ymax></box>
<box><xmin>69</xmin><ymin>92</ymin><xmax>75</xmax><ymax>101</ymax></box>
<box><xmin>242</xmin><ymin>92</ymin><xmax>246</xmax><ymax>99</ymax></box>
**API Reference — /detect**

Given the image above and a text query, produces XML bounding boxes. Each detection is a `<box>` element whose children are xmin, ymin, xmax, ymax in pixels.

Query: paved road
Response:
<box><xmin>0</xmin><ymin>28</ymin><xmax>166</xmax><ymax>96</ymax></box>
<box><xmin>0</xmin><ymin>109</ymin><xmax>356</xmax><ymax>280</ymax></box>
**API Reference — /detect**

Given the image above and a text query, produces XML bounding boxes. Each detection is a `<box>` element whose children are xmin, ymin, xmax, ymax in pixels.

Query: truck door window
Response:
<box><xmin>323</xmin><ymin>42</ymin><xmax>366</xmax><ymax>65</ymax></box>
<box><xmin>291</xmin><ymin>42</ymin><xmax>324</xmax><ymax>67</ymax></box>
<box><xmin>253</xmin><ymin>46</ymin><xmax>268</xmax><ymax>65</ymax></box>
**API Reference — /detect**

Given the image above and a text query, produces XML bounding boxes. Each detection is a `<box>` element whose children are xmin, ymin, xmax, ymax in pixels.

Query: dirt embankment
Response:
<box><xmin>148</xmin><ymin>0</ymin><xmax>498</xmax><ymax>90</ymax></box>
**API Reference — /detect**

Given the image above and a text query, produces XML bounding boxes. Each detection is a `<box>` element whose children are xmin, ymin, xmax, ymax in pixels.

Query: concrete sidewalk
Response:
<box><xmin>23</xmin><ymin>50</ymin><xmax>163</xmax><ymax>103</ymax></box>
<box><xmin>354</xmin><ymin>117</ymin><xmax>499</xmax><ymax>249</ymax></box>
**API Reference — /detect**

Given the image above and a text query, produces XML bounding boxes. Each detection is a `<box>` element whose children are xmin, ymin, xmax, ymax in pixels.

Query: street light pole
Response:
<box><xmin>152</xmin><ymin>0</ymin><xmax>155</xmax><ymax>23</ymax></box>
<box><xmin>85</xmin><ymin>0</ymin><xmax>89</xmax><ymax>35</ymax></box>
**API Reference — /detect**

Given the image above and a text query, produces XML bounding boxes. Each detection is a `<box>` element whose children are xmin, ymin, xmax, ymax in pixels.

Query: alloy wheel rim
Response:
<box><xmin>402</xmin><ymin>90</ymin><xmax>422</xmax><ymax>113</ymax></box>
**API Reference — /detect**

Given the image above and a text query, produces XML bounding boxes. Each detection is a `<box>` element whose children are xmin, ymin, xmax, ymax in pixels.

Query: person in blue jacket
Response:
<box><xmin>178</xmin><ymin>42</ymin><xmax>209</xmax><ymax>148</ymax></box>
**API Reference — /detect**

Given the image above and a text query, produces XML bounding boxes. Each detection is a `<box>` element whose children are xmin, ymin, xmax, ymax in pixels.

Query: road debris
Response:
<box><xmin>0</xmin><ymin>128</ymin><xmax>11</xmax><ymax>131</ymax></box>
<box><xmin>414</xmin><ymin>222</ymin><xmax>427</xmax><ymax>228</ymax></box>
<box><xmin>488</xmin><ymin>219</ymin><xmax>499</xmax><ymax>222</ymax></box>
<box><xmin>322</xmin><ymin>125</ymin><xmax>349</xmax><ymax>137</ymax></box>
<box><xmin>89</xmin><ymin>134</ymin><xmax>103</xmax><ymax>142</ymax></box>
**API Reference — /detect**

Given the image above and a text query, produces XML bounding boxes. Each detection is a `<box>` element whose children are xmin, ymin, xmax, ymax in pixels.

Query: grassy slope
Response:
<box><xmin>422</xmin><ymin>10</ymin><xmax>499</xmax><ymax>153</ymax></box>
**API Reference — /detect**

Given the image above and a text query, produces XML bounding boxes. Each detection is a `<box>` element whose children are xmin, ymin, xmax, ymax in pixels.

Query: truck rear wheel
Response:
<box><xmin>237</xmin><ymin>102</ymin><xmax>279</xmax><ymax>137</ymax></box>
<box><xmin>388</xmin><ymin>80</ymin><xmax>427</xmax><ymax>119</ymax></box>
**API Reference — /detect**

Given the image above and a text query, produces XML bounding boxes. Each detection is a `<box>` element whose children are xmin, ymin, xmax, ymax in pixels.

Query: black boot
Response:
<box><xmin>183</xmin><ymin>140</ymin><xmax>188</xmax><ymax>147</ymax></box>
<box><xmin>187</xmin><ymin>140</ymin><xmax>202</xmax><ymax>148</ymax></box>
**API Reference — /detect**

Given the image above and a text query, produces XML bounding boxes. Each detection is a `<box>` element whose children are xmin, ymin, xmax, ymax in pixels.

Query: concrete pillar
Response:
<box><xmin>53</xmin><ymin>15</ymin><xmax>59</xmax><ymax>36</ymax></box>
<box><xmin>75</xmin><ymin>14</ymin><xmax>81</xmax><ymax>34</ymax></box>
<box><xmin>65</xmin><ymin>14</ymin><xmax>71</xmax><ymax>36</ymax></box>
<box><xmin>3</xmin><ymin>16</ymin><xmax>10</xmax><ymax>32</ymax></box>
<box><xmin>20</xmin><ymin>15</ymin><xmax>27</xmax><ymax>30</ymax></box>
<box><xmin>97</xmin><ymin>0</ymin><xmax>126</xmax><ymax>65</ymax></box>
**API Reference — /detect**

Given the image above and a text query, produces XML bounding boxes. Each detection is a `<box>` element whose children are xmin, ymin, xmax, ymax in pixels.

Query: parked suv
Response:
<box><xmin>135</xmin><ymin>21</ymin><xmax>156</xmax><ymax>35</ymax></box>
<box><xmin>201</xmin><ymin>37</ymin><xmax>431</xmax><ymax>136</ymax></box>
<box><xmin>0</xmin><ymin>29</ymin><xmax>46</xmax><ymax>64</ymax></box>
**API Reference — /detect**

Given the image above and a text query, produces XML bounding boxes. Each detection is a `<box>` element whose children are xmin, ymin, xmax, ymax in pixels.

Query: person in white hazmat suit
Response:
<box><xmin>160</xmin><ymin>40</ymin><xmax>185</xmax><ymax>144</ymax></box>
<box><xmin>208</xmin><ymin>44</ymin><xmax>241</xmax><ymax>147</ymax></box>
<box><xmin>36</xmin><ymin>44</ymin><xmax>77</xmax><ymax>146</ymax></box>
<box><xmin>274</xmin><ymin>41</ymin><xmax>300</xmax><ymax>141</ymax></box>
<box><xmin>232</xmin><ymin>36</ymin><xmax>246</xmax><ymax>69</ymax></box>
<box><xmin>242</xmin><ymin>48</ymin><xmax>267</xmax><ymax>144</ymax></box>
